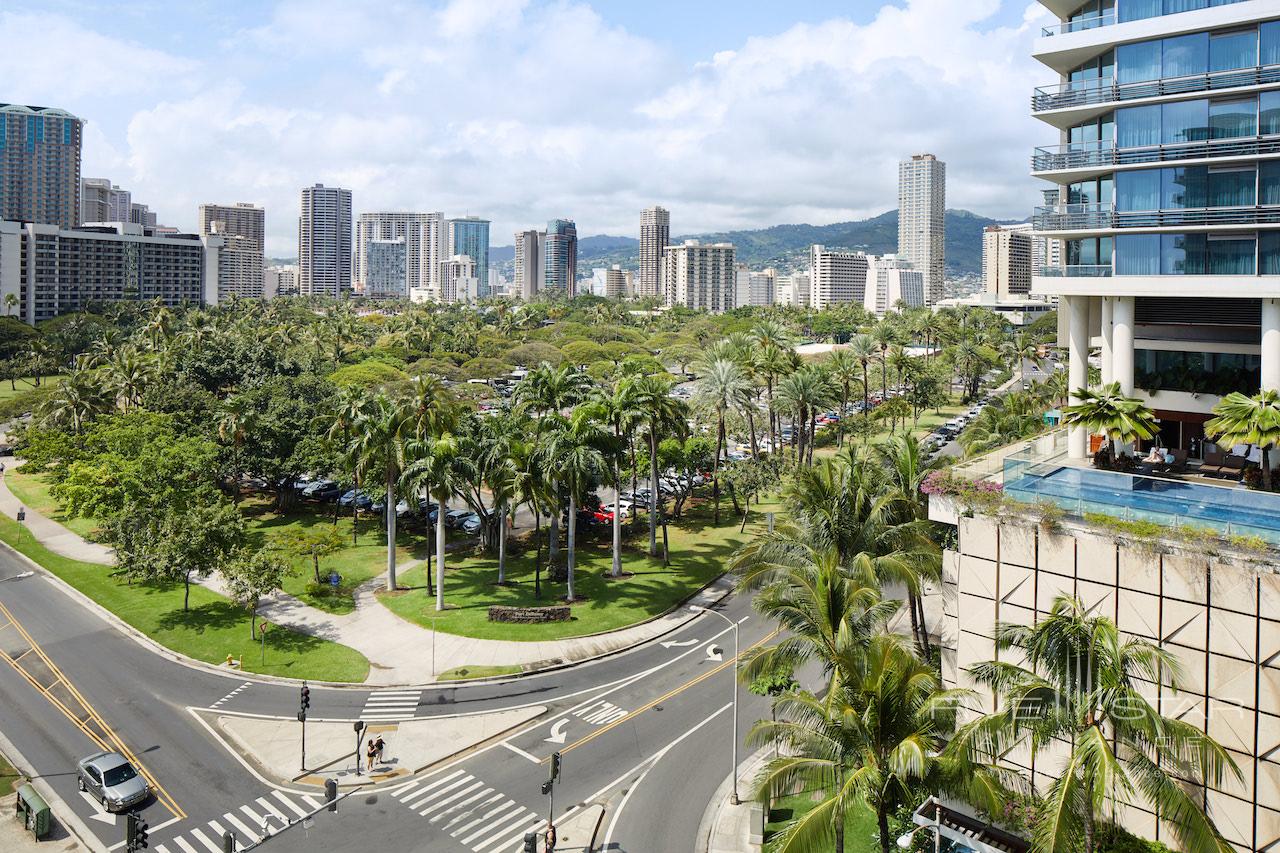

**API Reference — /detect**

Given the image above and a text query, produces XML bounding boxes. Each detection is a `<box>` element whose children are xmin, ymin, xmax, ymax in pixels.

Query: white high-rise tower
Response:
<box><xmin>898</xmin><ymin>153</ymin><xmax>946</xmax><ymax>306</ymax></box>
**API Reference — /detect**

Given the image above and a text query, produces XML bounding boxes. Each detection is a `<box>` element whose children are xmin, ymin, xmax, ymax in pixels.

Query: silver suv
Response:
<box><xmin>77</xmin><ymin>751</ymin><xmax>149</xmax><ymax>812</ymax></box>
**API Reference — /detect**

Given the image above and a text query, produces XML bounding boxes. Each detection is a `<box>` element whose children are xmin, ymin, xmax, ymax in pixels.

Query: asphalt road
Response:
<box><xmin>0</xmin><ymin>539</ymin><xmax>788</xmax><ymax>853</ymax></box>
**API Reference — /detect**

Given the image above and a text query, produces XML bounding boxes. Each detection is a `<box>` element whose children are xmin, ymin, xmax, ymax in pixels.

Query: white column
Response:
<box><xmin>1112</xmin><ymin>295</ymin><xmax>1135</xmax><ymax>396</ymax></box>
<box><xmin>1068</xmin><ymin>295</ymin><xmax>1090</xmax><ymax>459</ymax></box>
<box><xmin>1099</xmin><ymin>296</ymin><xmax>1114</xmax><ymax>386</ymax></box>
<box><xmin>1263</xmin><ymin>298</ymin><xmax>1280</xmax><ymax>393</ymax></box>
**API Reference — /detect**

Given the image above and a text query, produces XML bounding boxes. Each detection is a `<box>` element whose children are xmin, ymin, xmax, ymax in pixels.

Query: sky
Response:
<box><xmin>3</xmin><ymin>0</ymin><xmax>1054</xmax><ymax>256</ymax></box>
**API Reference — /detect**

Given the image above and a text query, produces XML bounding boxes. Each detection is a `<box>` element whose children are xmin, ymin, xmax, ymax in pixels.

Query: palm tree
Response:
<box><xmin>1206</xmin><ymin>389</ymin><xmax>1280</xmax><ymax>490</ymax></box>
<box><xmin>1062</xmin><ymin>381</ymin><xmax>1159</xmax><ymax>463</ymax></box>
<box><xmin>475</xmin><ymin>413</ymin><xmax>526</xmax><ymax>584</ymax></box>
<box><xmin>949</xmin><ymin>595</ymin><xmax>1241</xmax><ymax>853</ymax></box>
<box><xmin>542</xmin><ymin>409</ymin><xmax>615</xmax><ymax>600</ymax></box>
<box><xmin>217</xmin><ymin>396</ymin><xmax>256</xmax><ymax>504</ymax></box>
<box><xmin>847</xmin><ymin>334</ymin><xmax>878</xmax><ymax>445</ymax></box>
<box><xmin>351</xmin><ymin>394</ymin><xmax>412</xmax><ymax>592</ymax></box>
<box><xmin>632</xmin><ymin>374</ymin><xmax>688</xmax><ymax>555</ymax></box>
<box><xmin>825</xmin><ymin>348</ymin><xmax>859</xmax><ymax>447</ymax></box>
<box><xmin>3</xmin><ymin>292</ymin><xmax>17</xmax><ymax>317</ymax></box>
<box><xmin>694</xmin><ymin>358</ymin><xmax>753</xmax><ymax>523</ymax></box>
<box><xmin>593</xmin><ymin>380</ymin><xmax>645</xmax><ymax>577</ymax></box>
<box><xmin>36</xmin><ymin>371</ymin><xmax>108</xmax><ymax>434</ymax></box>
<box><xmin>877</xmin><ymin>435</ymin><xmax>941</xmax><ymax>660</ymax></box>
<box><xmin>871</xmin><ymin>321</ymin><xmax>897</xmax><ymax>401</ymax></box>
<box><xmin>324</xmin><ymin>388</ymin><xmax>371</xmax><ymax>531</ymax></box>
<box><xmin>402</xmin><ymin>432</ymin><xmax>460</xmax><ymax>611</ymax></box>
<box><xmin>960</xmin><ymin>393</ymin><xmax>1045</xmax><ymax>457</ymax></box>
<box><xmin>751</xmin><ymin>320</ymin><xmax>796</xmax><ymax>451</ymax></box>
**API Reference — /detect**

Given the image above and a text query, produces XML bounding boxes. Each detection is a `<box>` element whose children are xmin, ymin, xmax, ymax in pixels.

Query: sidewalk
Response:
<box><xmin>698</xmin><ymin>750</ymin><xmax>772</xmax><ymax>853</ymax></box>
<box><xmin>0</xmin><ymin>464</ymin><xmax>730</xmax><ymax>686</ymax></box>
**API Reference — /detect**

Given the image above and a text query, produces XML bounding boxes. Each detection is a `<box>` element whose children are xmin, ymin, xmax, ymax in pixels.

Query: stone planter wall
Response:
<box><xmin>488</xmin><ymin>605</ymin><xmax>571</xmax><ymax>624</ymax></box>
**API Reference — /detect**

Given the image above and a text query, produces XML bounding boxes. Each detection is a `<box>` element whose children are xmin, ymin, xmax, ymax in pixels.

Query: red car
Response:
<box><xmin>592</xmin><ymin>509</ymin><xmax>614</xmax><ymax>523</ymax></box>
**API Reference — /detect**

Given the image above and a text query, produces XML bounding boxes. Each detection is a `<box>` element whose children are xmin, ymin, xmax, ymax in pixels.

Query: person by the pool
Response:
<box><xmin>1144</xmin><ymin>445</ymin><xmax>1165</xmax><ymax>465</ymax></box>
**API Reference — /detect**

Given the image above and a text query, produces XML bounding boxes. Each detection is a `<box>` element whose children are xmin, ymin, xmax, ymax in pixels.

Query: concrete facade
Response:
<box><xmin>898</xmin><ymin>153</ymin><xmax>946</xmax><ymax>306</ymax></box>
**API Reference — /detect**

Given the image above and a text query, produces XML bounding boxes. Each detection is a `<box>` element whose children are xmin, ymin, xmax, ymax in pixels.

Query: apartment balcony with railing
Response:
<box><xmin>1035</xmin><ymin>201</ymin><xmax>1280</xmax><ymax>230</ymax></box>
<box><xmin>1033</xmin><ymin>133</ymin><xmax>1280</xmax><ymax>173</ymax></box>
<box><xmin>1034</xmin><ymin>64</ymin><xmax>1280</xmax><ymax>113</ymax></box>
<box><xmin>1039</xmin><ymin>0</ymin><xmax>1254</xmax><ymax>38</ymax></box>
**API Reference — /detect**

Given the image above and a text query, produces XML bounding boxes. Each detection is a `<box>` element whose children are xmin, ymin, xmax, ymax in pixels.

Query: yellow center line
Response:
<box><xmin>546</xmin><ymin>628</ymin><xmax>780</xmax><ymax>761</ymax></box>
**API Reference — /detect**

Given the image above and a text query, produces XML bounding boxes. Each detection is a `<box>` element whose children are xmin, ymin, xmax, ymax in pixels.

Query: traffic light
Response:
<box><xmin>325</xmin><ymin>778</ymin><xmax>338</xmax><ymax>812</ymax></box>
<box><xmin>125</xmin><ymin>813</ymin><xmax>138</xmax><ymax>850</ymax></box>
<box><xmin>523</xmin><ymin>832</ymin><xmax>538</xmax><ymax>853</ymax></box>
<box><xmin>300</xmin><ymin>682</ymin><xmax>311</xmax><ymax>713</ymax></box>
<box><xmin>541</xmin><ymin>780</ymin><xmax>553</xmax><ymax>796</ymax></box>
<box><xmin>135</xmin><ymin>816</ymin><xmax>149</xmax><ymax>850</ymax></box>
<box><xmin>549</xmin><ymin>751</ymin><xmax>561</xmax><ymax>782</ymax></box>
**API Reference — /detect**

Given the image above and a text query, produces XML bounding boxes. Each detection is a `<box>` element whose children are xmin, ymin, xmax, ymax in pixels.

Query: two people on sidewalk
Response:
<box><xmin>365</xmin><ymin>735</ymin><xmax>386</xmax><ymax>771</ymax></box>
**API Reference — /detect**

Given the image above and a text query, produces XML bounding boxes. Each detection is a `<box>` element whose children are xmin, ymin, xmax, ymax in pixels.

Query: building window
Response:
<box><xmin>1117</xmin><ymin>104</ymin><xmax>1160</xmax><ymax>147</ymax></box>
<box><xmin>1210</xmin><ymin>29</ymin><xmax>1258</xmax><ymax>73</ymax></box>
<box><xmin>1209</xmin><ymin>98</ymin><xmax>1257</xmax><ymax>139</ymax></box>
<box><xmin>1116</xmin><ymin>234</ymin><xmax>1161</xmax><ymax>274</ymax></box>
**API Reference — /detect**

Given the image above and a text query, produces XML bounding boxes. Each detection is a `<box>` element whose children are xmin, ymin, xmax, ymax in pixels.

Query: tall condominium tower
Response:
<box><xmin>663</xmin><ymin>241</ymin><xmax>736</xmax><ymax>312</ymax></box>
<box><xmin>365</xmin><ymin>239</ymin><xmax>407</xmax><ymax>300</ymax></box>
<box><xmin>544</xmin><ymin>219</ymin><xmax>578</xmax><ymax>294</ymax></box>
<box><xmin>200</xmin><ymin>202</ymin><xmax>265</xmax><ymax>300</ymax></box>
<box><xmin>513</xmin><ymin>229</ymin><xmax>545</xmax><ymax>301</ymax></box>
<box><xmin>354</xmin><ymin>212</ymin><xmax>446</xmax><ymax>296</ymax></box>
<box><xmin>81</xmin><ymin>179</ymin><xmax>131</xmax><ymax>224</ymax></box>
<box><xmin>981</xmin><ymin>223</ymin><xmax>1033</xmax><ymax>297</ymax></box>
<box><xmin>1</xmin><ymin>104</ymin><xmax>84</xmax><ymax>228</ymax></box>
<box><xmin>638</xmin><ymin>206</ymin><xmax>670</xmax><ymax>298</ymax></box>
<box><xmin>448</xmin><ymin>217</ymin><xmax>490</xmax><ymax>298</ymax></box>
<box><xmin>297</xmin><ymin>184</ymin><xmax>352</xmax><ymax>298</ymax></box>
<box><xmin>897</xmin><ymin>153</ymin><xmax>946</xmax><ymax>305</ymax></box>
<box><xmin>809</xmin><ymin>244</ymin><xmax>870</xmax><ymax>310</ymax></box>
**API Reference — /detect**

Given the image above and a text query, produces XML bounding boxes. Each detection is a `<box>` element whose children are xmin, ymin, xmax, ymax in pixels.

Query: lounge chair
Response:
<box><xmin>1162</xmin><ymin>449</ymin><xmax>1188</xmax><ymax>474</ymax></box>
<box><xmin>1198</xmin><ymin>451</ymin><xmax>1226</xmax><ymax>477</ymax></box>
<box><xmin>1215</xmin><ymin>454</ymin><xmax>1248</xmax><ymax>480</ymax></box>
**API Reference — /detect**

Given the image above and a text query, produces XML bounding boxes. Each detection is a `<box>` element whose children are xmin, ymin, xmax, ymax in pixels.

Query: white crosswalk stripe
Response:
<box><xmin>153</xmin><ymin>790</ymin><xmax>314</xmax><ymax>853</ymax></box>
<box><xmin>396</xmin><ymin>769</ymin><xmax>548</xmax><ymax>853</ymax></box>
<box><xmin>359</xmin><ymin>688</ymin><xmax>421</xmax><ymax>721</ymax></box>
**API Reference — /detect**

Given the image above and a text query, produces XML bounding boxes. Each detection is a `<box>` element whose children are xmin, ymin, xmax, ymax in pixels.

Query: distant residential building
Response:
<box><xmin>487</xmin><ymin>268</ymin><xmax>502</xmax><ymax>296</ymax></box>
<box><xmin>364</xmin><ymin>239</ymin><xmax>407</xmax><ymax>299</ymax></box>
<box><xmin>439</xmin><ymin>254</ymin><xmax>479</xmax><ymax>304</ymax></box>
<box><xmin>298</xmin><ymin>184</ymin><xmax>352</xmax><ymax>298</ymax></box>
<box><xmin>0</xmin><ymin>104</ymin><xmax>83</xmax><ymax>228</ymax></box>
<box><xmin>130</xmin><ymin>203</ymin><xmax>157</xmax><ymax>228</ymax></box>
<box><xmin>775</xmin><ymin>272</ymin><xmax>810</xmax><ymax>307</ymax></box>
<box><xmin>513</xmin><ymin>229</ymin><xmax>545</xmax><ymax>301</ymax></box>
<box><xmin>200</xmin><ymin>202</ymin><xmax>265</xmax><ymax>300</ymax></box>
<box><xmin>263</xmin><ymin>265</ymin><xmax>298</xmax><ymax>299</ymax></box>
<box><xmin>354</xmin><ymin>212</ymin><xmax>446</xmax><ymax>297</ymax></box>
<box><xmin>80</xmin><ymin>179</ymin><xmax>131</xmax><ymax>225</ymax></box>
<box><xmin>638</xmin><ymin>206</ymin><xmax>669</xmax><ymax>298</ymax></box>
<box><xmin>982</xmin><ymin>223</ymin><xmax>1033</xmax><ymax>297</ymax></box>
<box><xmin>809</xmin><ymin>245</ymin><xmax>869</xmax><ymax>310</ymax></box>
<box><xmin>734</xmin><ymin>265</ymin><xmax>777</xmax><ymax>308</ymax></box>
<box><xmin>864</xmin><ymin>255</ymin><xmax>924</xmax><ymax>316</ymax></box>
<box><xmin>544</xmin><ymin>219</ymin><xmax>577</xmax><ymax>294</ymax></box>
<box><xmin>898</xmin><ymin>153</ymin><xmax>946</xmax><ymax>306</ymax></box>
<box><xmin>605</xmin><ymin>265</ymin><xmax>627</xmax><ymax>298</ymax></box>
<box><xmin>0</xmin><ymin>220</ymin><xmax>220</xmax><ymax>324</ymax></box>
<box><xmin>664</xmin><ymin>240</ymin><xmax>735</xmax><ymax>312</ymax></box>
<box><xmin>449</xmin><ymin>217</ymin><xmax>490</xmax><ymax>298</ymax></box>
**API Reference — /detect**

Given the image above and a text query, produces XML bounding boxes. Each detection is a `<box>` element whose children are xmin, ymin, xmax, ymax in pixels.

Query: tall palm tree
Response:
<box><xmin>1062</xmin><ymin>381</ymin><xmax>1159</xmax><ymax>462</ymax></box>
<box><xmin>949</xmin><ymin>595</ymin><xmax>1241</xmax><ymax>853</ymax></box>
<box><xmin>36</xmin><ymin>371</ymin><xmax>108</xmax><ymax>434</ymax></box>
<box><xmin>871</xmin><ymin>321</ymin><xmax>897</xmax><ymax>401</ymax></box>
<box><xmin>542</xmin><ymin>409</ymin><xmax>615</xmax><ymax>600</ymax></box>
<box><xmin>352</xmin><ymin>394</ymin><xmax>413</xmax><ymax>592</ymax></box>
<box><xmin>593</xmin><ymin>380</ymin><xmax>645</xmax><ymax>576</ymax></box>
<box><xmin>825</xmin><ymin>348</ymin><xmax>859</xmax><ymax>447</ymax></box>
<box><xmin>847</xmin><ymin>334</ymin><xmax>878</xmax><ymax>445</ymax></box>
<box><xmin>476</xmin><ymin>413</ymin><xmax>526</xmax><ymax>584</ymax></box>
<box><xmin>694</xmin><ymin>358</ymin><xmax>753</xmax><ymax>523</ymax></box>
<box><xmin>402</xmin><ymin>432</ymin><xmax>460</xmax><ymax>611</ymax></box>
<box><xmin>632</xmin><ymin>374</ymin><xmax>688</xmax><ymax>555</ymax></box>
<box><xmin>1206</xmin><ymin>389</ymin><xmax>1280</xmax><ymax>490</ymax></box>
<box><xmin>217</xmin><ymin>396</ymin><xmax>256</xmax><ymax>504</ymax></box>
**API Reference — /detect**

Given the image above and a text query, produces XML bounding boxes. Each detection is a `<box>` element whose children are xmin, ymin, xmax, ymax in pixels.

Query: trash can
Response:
<box><xmin>14</xmin><ymin>783</ymin><xmax>50</xmax><ymax>840</ymax></box>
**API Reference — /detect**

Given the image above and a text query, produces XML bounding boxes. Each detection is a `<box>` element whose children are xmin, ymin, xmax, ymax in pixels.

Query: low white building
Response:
<box><xmin>864</xmin><ymin>255</ymin><xmax>925</xmax><ymax>316</ymax></box>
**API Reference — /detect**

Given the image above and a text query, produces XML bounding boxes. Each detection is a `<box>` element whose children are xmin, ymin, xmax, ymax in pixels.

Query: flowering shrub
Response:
<box><xmin>920</xmin><ymin>470</ymin><xmax>1003</xmax><ymax>500</ymax></box>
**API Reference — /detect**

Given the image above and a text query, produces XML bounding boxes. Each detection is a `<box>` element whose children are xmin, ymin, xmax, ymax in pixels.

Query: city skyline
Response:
<box><xmin>1</xmin><ymin>1</ymin><xmax>1053</xmax><ymax>256</ymax></box>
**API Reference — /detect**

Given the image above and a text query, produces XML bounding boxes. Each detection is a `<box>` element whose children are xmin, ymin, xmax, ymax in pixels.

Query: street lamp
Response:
<box><xmin>895</xmin><ymin>798</ymin><xmax>942</xmax><ymax>853</ymax></box>
<box><xmin>690</xmin><ymin>604</ymin><xmax>740</xmax><ymax>805</ymax></box>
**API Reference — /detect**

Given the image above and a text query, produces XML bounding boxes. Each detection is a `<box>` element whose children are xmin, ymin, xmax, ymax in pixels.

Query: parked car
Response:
<box><xmin>302</xmin><ymin>480</ymin><xmax>340</xmax><ymax>501</ymax></box>
<box><xmin>416</xmin><ymin>499</ymin><xmax>440</xmax><ymax>523</ymax></box>
<box><xmin>338</xmin><ymin>489</ymin><xmax>373</xmax><ymax>510</ymax></box>
<box><xmin>77</xmin><ymin>752</ymin><xmax>149</xmax><ymax>812</ymax></box>
<box><xmin>444</xmin><ymin>509</ymin><xmax>482</xmax><ymax>534</ymax></box>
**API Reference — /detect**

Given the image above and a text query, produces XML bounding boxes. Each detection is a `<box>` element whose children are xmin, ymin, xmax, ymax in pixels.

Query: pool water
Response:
<box><xmin>1004</xmin><ymin>463</ymin><xmax>1280</xmax><ymax>543</ymax></box>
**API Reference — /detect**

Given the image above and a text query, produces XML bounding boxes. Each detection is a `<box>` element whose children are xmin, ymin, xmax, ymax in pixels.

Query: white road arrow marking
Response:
<box><xmin>544</xmin><ymin>718</ymin><xmax>569</xmax><ymax>744</ymax></box>
<box><xmin>78</xmin><ymin>791</ymin><xmax>116</xmax><ymax>825</ymax></box>
<box><xmin>660</xmin><ymin>638</ymin><xmax>698</xmax><ymax>649</ymax></box>
<box><xmin>706</xmin><ymin>645</ymin><xmax>723</xmax><ymax>662</ymax></box>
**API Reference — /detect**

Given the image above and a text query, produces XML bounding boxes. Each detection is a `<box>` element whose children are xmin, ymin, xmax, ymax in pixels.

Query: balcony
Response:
<box><xmin>1034</xmin><ymin>202</ymin><xmax>1280</xmax><ymax>231</ymax></box>
<box><xmin>1039</xmin><ymin>0</ymin><xmax>1254</xmax><ymax>37</ymax></box>
<box><xmin>1033</xmin><ymin>64</ymin><xmax>1280</xmax><ymax>114</ymax></box>
<box><xmin>1033</xmin><ymin>135</ymin><xmax>1280</xmax><ymax>174</ymax></box>
<box><xmin>1036</xmin><ymin>264</ymin><xmax>1113</xmax><ymax>277</ymax></box>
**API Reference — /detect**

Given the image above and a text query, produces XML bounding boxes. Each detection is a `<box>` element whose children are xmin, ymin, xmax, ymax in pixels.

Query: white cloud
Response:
<box><xmin>47</xmin><ymin>0</ymin><xmax>1045</xmax><ymax>255</ymax></box>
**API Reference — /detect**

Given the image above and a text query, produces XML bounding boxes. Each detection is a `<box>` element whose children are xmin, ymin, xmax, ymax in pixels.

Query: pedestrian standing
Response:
<box><xmin>366</xmin><ymin>738</ymin><xmax>376</xmax><ymax>772</ymax></box>
<box><xmin>374</xmin><ymin>735</ymin><xmax>386</xmax><ymax>764</ymax></box>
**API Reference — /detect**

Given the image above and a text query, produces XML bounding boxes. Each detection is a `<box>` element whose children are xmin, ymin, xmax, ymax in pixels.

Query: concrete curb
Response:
<box><xmin>0</xmin><ymin>723</ymin><xmax>103</xmax><ymax>853</ymax></box>
<box><xmin>696</xmin><ymin>748</ymin><xmax>773</xmax><ymax>853</ymax></box>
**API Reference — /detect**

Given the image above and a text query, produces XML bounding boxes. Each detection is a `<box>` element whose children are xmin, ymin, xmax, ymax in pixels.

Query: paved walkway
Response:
<box><xmin>0</xmin><ymin>462</ymin><xmax>729</xmax><ymax>686</ymax></box>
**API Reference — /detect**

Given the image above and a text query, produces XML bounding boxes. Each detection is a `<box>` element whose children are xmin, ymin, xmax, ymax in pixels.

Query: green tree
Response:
<box><xmin>1062</xmin><ymin>381</ymin><xmax>1159</xmax><ymax>462</ymax></box>
<box><xmin>351</xmin><ymin>394</ymin><xmax>412</xmax><ymax>592</ymax></box>
<box><xmin>276</xmin><ymin>525</ymin><xmax>346</xmax><ymax>584</ymax></box>
<box><xmin>223</xmin><ymin>548</ymin><xmax>293</xmax><ymax>639</ymax></box>
<box><xmin>1205</xmin><ymin>389</ymin><xmax>1280</xmax><ymax>490</ymax></box>
<box><xmin>112</xmin><ymin>499</ymin><xmax>246</xmax><ymax>611</ymax></box>
<box><xmin>632</xmin><ymin>374</ymin><xmax>688</xmax><ymax>555</ymax></box>
<box><xmin>695</xmin><ymin>358</ymin><xmax>753</xmax><ymax>522</ymax></box>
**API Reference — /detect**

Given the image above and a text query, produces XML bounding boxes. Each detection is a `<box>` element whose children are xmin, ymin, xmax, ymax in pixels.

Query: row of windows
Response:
<box><xmin>1068</xmin><ymin>21</ymin><xmax>1280</xmax><ymax>85</ymax></box>
<box><xmin>1067</xmin><ymin>231</ymin><xmax>1280</xmax><ymax>274</ymax></box>
<box><xmin>1069</xmin><ymin>92</ymin><xmax>1280</xmax><ymax>147</ymax></box>
<box><xmin>1116</xmin><ymin>162</ymin><xmax>1280</xmax><ymax>210</ymax></box>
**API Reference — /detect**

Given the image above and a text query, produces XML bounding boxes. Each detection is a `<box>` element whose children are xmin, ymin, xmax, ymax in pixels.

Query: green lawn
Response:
<box><xmin>0</xmin><ymin>513</ymin><xmax>370</xmax><ymax>682</ymax></box>
<box><xmin>814</xmin><ymin>400</ymin><xmax>969</xmax><ymax>459</ymax></box>
<box><xmin>0</xmin><ymin>750</ymin><xmax>20</xmax><ymax>795</ymax></box>
<box><xmin>0</xmin><ymin>376</ymin><xmax>63</xmax><ymax>403</ymax></box>
<box><xmin>765</xmin><ymin>792</ymin><xmax>880</xmax><ymax>852</ymax></box>
<box><xmin>4</xmin><ymin>469</ymin><xmax>100</xmax><ymax>538</ymax></box>
<box><xmin>378</xmin><ymin>497</ymin><xmax>770</xmax><ymax>642</ymax></box>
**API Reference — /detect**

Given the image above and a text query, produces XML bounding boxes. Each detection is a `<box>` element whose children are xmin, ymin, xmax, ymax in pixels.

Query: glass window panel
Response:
<box><xmin>1099</xmin><ymin>236</ymin><xmax>1114</xmax><ymax>264</ymax></box>
<box><xmin>1209</xmin><ymin>98</ymin><xmax>1257</xmax><ymax>139</ymax></box>
<box><xmin>1210</xmin><ymin>31</ymin><xmax>1258</xmax><ymax>73</ymax></box>
<box><xmin>1100</xmin><ymin>176</ymin><xmax>1114</xmax><ymax>204</ymax></box>
<box><xmin>1163</xmin><ymin>166</ymin><xmax>1207</xmax><ymax>209</ymax></box>
<box><xmin>1162</xmin><ymin>233</ymin><xmax>1207</xmax><ymax>274</ymax></box>
<box><xmin>1118</xmin><ymin>0</ymin><xmax>1160</xmax><ymax>23</ymax></box>
<box><xmin>1261</xmin><ymin>162</ymin><xmax>1280</xmax><ymax>206</ymax></box>
<box><xmin>1163</xmin><ymin>99</ymin><xmax>1209</xmax><ymax>143</ymax></box>
<box><xmin>1163</xmin><ymin>34</ymin><xmax>1208</xmax><ymax>79</ymax></box>
<box><xmin>1261</xmin><ymin>231</ymin><xmax>1280</xmax><ymax>275</ymax></box>
<box><xmin>1118</xmin><ymin>169</ymin><xmax>1162</xmax><ymax>210</ymax></box>
<box><xmin>1207</xmin><ymin>236</ymin><xmax>1256</xmax><ymax>274</ymax></box>
<box><xmin>1261</xmin><ymin>91</ymin><xmax>1280</xmax><ymax>135</ymax></box>
<box><xmin>1117</xmin><ymin>39</ymin><xmax>1162</xmax><ymax>83</ymax></box>
<box><xmin>1263</xmin><ymin>21</ymin><xmax>1280</xmax><ymax>67</ymax></box>
<box><xmin>1116</xmin><ymin>234</ymin><xmax>1161</xmax><ymax>275</ymax></box>
<box><xmin>1117</xmin><ymin>105</ymin><xmax>1160</xmax><ymax>147</ymax></box>
<box><xmin>1164</xmin><ymin>0</ymin><xmax>1207</xmax><ymax>11</ymax></box>
<box><xmin>1207</xmin><ymin>169</ymin><xmax>1256</xmax><ymax>207</ymax></box>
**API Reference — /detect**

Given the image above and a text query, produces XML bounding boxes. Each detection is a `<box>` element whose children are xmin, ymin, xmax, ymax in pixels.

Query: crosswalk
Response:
<box><xmin>361</xmin><ymin>689</ymin><xmax>422</xmax><ymax>721</ymax></box>
<box><xmin>391</xmin><ymin>769</ymin><xmax>546</xmax><ymax>853</ymax></box>
<box><xmin>152</xmin><ymin>790</ymin><xmax>322</xmax><ymax>853</ymax></box>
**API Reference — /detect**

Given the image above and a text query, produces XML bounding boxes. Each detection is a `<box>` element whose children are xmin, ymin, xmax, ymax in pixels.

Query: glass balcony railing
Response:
<box><xmin>1036</xmin><ymin>265</ymin><xmax>1114</xmax><ymax>277</ymax></box>
<box><xmin>1033</xmin><ymin>64</ymin><xmax>1280</xmax><ymax>113</ymax></box>
<box><xmin>1041</xmin><ymin>13</ymin><xmax>1116</xmax><ymax>37</ymax></box>
<box><xmin>1033</xmin><ymin>134</ymin><xmax>1280</xmax><ymax>172</ymax></box>
<box><xmin>1035</xmin><ymin>202</ymin><xmax>1280</xmax><ymax>230</ymax></box>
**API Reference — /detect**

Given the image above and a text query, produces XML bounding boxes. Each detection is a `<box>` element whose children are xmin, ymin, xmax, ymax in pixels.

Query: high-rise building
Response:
<box><xmin>364</xmin><ymin>239</ymin><xmax>407</xmax><ymax>299</ymax></box>
<box><xmin>864</xmin><ymin>255</ymin><xmax>924</xmax><ymax>316</ymax></box>
<box><xmin>448</xmin><ymin>217</ymin><xmax>490</xmax><ymax>298</ymax></box>
<box><xmin>80</xmin><ymin>179</ymin><xmax>132</xmax><ymax>225</ymax></box>
<box><xmin>898</xmin><ymin>153</ymin><xmax>946</xmax><ymax>306</ymax></box>
<box><xmin>663</xmin><ymin>241</ymin><xmax>735</xmax><ymax>312</ymax></box>
<box><xmin>297</xmin><ymin>184</ymin><xmax>352</xmax><ymax>298</ymax></box>
<box><xmin>809</xmin><ymin>244</ymin><xmax>870</xmax><ymax>310</ymax></box>
<box><xmin>775</xmin><ymin>272</ymin><xmax>810</xmax><ymax>307</ymax></box>
<box><xmin>639</xmin><ymin>206</ymin><xmax>670</xmax><ymax>298</ymax></box>
<box><xmin>199</xmin><ymin>202</ymin><xmax>265</xmax><ymax>300</ymax></box>
<box><xmin>0</xmin><ymin>220</ymin><xmax>220</xmax><ymax>324</ymax></box>
<box><xmin>438</xmin><ymin>254</ymin><xmax>479</xmax><ymax>304</ymax></box>
<box><xmin>514</xmin><ymin>229</ymin><xmax>545</xmax><ymax>301</ymax></box>
<box><xmin>263</xmin><ymin>265</ymin><xmax>298</xmax><ymax>299</ymax></box>
<box><xmin>981</xmin><ymin>223</ymin><xmax>1033</xmax><ymax>297</ymax></box>
<box><xmin>0</xmin><ymin>104</ymin><xmax>83</xmax><ymax>228</ymax></box>
<box><xmin>354</xmin><ymin>212</ymin><xmax>445</xmax><ymax>297</ymax></box>
<box><xmin>604</xmin><ymin>265</ymin><xmax>627</xmax><ymax>298</ymax></box>
<box><xmin>544</xmin><ymin>219</ymin><xmax>577</xmax><ymax>295</ymax></box>
<box><xmin>130</xmin><ymin>203</ymin><xmax>157</xmax><ymax>228</ymax></box>
<box><xmin>734</xmin><ymin>265</ymin><xmax>777</xmax><ymax>308</ymax></box>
